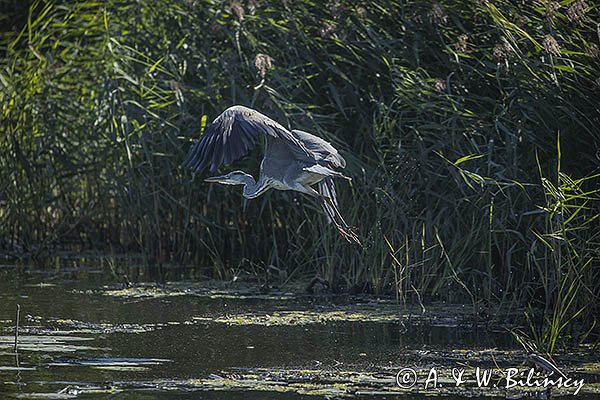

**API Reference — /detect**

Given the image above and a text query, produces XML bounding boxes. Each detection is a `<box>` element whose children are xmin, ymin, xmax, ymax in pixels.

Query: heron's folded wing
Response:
<box><xmin>183</xmin><ymin>105</ymin><xmax>314</xmax><ymax>172</ymax></box>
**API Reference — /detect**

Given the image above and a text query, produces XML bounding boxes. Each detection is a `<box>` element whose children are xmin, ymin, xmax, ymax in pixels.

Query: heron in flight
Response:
<box><xmin>183</xmin><ymin>105</ymin><xmax>361</xmax><ymax>245</ymax></box>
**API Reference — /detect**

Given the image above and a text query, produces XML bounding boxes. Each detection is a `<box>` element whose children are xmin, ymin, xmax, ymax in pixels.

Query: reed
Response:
<box><xmin>1</xmin><ymin>0</ymin><xmax>598</xmax><ymax>340</ymax></box>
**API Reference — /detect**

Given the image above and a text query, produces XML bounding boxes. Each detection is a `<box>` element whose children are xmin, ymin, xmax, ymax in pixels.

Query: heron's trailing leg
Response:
<box><xmin>320</xmin><ymin>196</ymin><xmax>362</xmax><ymax>246</ymax></box>
<box><xmin>299</xmin><ymin>184</ymin><xmax>361</xmax><ymax>246</ymax></box>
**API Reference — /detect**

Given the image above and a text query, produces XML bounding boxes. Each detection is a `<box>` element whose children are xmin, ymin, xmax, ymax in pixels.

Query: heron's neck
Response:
<box><xmin>239</xmin><ymin>173</ymin><xmax>269</xmax><ymax>199</ymax></box>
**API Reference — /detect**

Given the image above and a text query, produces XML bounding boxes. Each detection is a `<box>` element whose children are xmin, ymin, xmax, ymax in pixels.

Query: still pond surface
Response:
<box><xmin>0</xmin><ymin>264</ymin><xmax>598</xmax><ymax>399</ymax></box>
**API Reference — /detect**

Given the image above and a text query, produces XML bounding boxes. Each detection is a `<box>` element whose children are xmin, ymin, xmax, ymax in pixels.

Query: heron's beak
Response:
<box><xmin>204</xmin><ymin>176</ymin><xmax>226</xmax><ymax>183</ymax></box>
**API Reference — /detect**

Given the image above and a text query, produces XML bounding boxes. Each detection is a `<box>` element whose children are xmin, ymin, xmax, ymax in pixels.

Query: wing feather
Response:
<box><xmin>291</xmin><ymin>129</ymin><xmax>346</xmax><ymax>169</ymax></box>
<box><xmin>183</xmin><ymin>105</ymin><xmax>314</xmax><ymax>172</ymax></box>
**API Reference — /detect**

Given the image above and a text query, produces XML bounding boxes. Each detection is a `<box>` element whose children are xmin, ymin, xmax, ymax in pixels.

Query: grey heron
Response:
<box><xmin>183</xmin><ymin>105</ymin><xmax>361</xmax><ymax>245</ymax></box>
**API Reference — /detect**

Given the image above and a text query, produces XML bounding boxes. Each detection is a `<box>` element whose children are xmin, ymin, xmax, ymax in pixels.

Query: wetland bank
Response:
<box><xmin>1</xmin><ymin>0</ymin><xmax>599</xmax><ymax>398</ymax></box>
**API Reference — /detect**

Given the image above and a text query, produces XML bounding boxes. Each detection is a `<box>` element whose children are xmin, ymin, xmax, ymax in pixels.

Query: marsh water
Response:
<box><xmin>0</xmin><ymin>264</ymin><xmax>598</xmax><ymax>399</ymax></box>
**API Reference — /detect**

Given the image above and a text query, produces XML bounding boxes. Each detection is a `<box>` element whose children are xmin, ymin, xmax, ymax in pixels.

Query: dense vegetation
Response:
<box><xmin>1</xmin><ymin>1</ymin><xmax>598</xmax><ymax>344</ymax></box>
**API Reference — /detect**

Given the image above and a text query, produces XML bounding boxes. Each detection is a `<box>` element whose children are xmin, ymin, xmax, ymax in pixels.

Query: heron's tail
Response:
<box><xmin>318</xmin><ymin>177</ymin><xmax>361</xmax><ymax>246</ymax></box>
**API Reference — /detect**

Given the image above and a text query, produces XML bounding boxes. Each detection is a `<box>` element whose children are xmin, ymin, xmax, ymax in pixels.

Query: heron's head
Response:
<box><xmin>204</xmin><ymin>171</ymin><xmax>253</xmax><ymax>185</ymax></box>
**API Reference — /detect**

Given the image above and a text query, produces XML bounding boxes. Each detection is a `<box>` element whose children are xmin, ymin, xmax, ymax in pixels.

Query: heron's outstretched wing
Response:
<box><xmin>183</xmin><ymin>105</ymin><xmax>312</xmax><ymax>172</ymax></box>
<box><xmin>291</xmin><ymin>130</ymin><xmax>346</xmax><ymax>169</ymax></box>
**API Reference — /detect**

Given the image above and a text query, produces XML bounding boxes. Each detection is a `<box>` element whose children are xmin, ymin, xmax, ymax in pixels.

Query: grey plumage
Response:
<box><xmin>183</xmin><ymin>105</ymin><xmax>360</xmax><ymax>245</ymax></box>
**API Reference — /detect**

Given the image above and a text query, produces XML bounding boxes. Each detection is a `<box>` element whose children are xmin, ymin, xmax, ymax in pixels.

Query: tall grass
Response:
<box><xmin>1</xmin><ymin>0</ymin><xmax>598</xmax><ymax>340</ymax></box>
